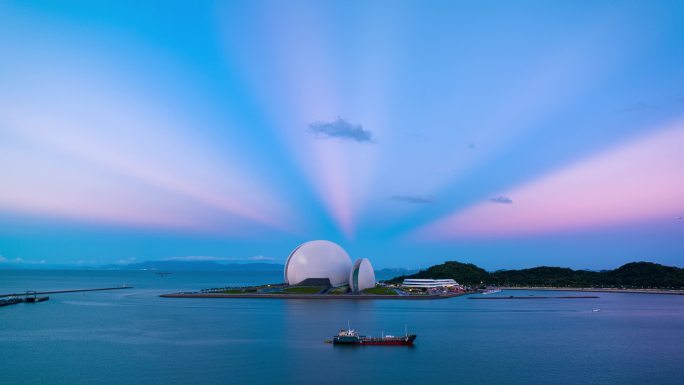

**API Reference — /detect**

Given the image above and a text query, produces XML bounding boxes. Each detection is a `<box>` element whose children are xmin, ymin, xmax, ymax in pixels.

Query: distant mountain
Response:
<box><xmin>104</xmin><ymin>261</ymin><xmax>421</xmax><ymax>277</ymax></box>
<box><xmin>387</xmin><ymin>261</ymin><xmax>684</xmax><ymax>289</ymax></box>
<box><xmin>0</xmin><ymin>262</ymin><xmax>88</xmax><ymax>270</ymax></box>
<box><xmin>99</xmin><ymin>260</ymin><xmax>423</xmax><ymax>277</ymax></box>
<box><xmin>374</xmin><ymin>267</ymin><xmax>419</xmax><ymax>280</ymax></box>
<box><xmin>100</xmin><ymin>260</ymin><xmax>284</xmax><ymax>272</ymax></box>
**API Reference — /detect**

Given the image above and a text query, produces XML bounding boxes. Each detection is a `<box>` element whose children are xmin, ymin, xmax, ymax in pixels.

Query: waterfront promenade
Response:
<box><xmin>160</xmin><ymin>292</ymin><xmax>466</xmax><ymax>300</ymax></box>
<box><xmin>500</xmin><ymin>287</ymin><xmax>684</xmax><ymax>295</ymax></box>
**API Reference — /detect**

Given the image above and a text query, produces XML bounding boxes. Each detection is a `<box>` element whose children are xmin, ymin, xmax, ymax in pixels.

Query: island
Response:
<box><xmin>160</xmin><ymin>240</ymin><xmax>684</xmax><ymax>300</ymax></box>
<box><xmin>160</xmin><ymin>281</ymin><xmax>468</xmax><ymax>300</ymax></box>
<box><xmin>161</xmin><ymin>240</ymin><xmax>472</xmax><ymax>300</ymax></box>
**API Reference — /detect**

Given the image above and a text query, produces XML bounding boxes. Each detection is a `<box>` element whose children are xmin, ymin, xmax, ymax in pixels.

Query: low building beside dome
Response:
<box><xmin>401</xmin><ymin>279</ymin><xmax>459</xmax><ymax>288</ymax></box>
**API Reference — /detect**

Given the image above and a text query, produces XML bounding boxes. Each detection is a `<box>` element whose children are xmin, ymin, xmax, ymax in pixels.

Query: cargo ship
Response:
<box><xmin>331</xmin><ymin>325</ymin><xmax>416</xmax><ymax>346</ymax></box>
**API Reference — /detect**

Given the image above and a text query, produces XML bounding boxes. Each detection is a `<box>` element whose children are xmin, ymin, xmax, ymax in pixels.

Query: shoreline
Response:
<box><xmin>160</xmin><ymin>292</ymin><xmax>469</xmax><ymax>300</ymax></box>
<box><xmin>470</xmin><ymin>295</ymin><xmax>599</xmax><ymax>299</ymax></box>
<box><xmin>499</xmin><ymin>287</ymin><xmax>684</xmax><ymax>295</ymax></box>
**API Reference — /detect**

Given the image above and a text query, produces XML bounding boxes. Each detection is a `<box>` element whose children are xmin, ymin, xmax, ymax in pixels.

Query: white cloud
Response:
<box><xmin>0</xmin><ymin>256</ymin><xmax>43</xmax><ymax>264</ymax></box>
<box><xmin>163</xmin><ymin>255</ymin><xmax>274</xmax><ymax>262</ymax></box>
<box><xmin>116</xmin><ymin>257</ymin><xmax>137</xmax><ymax>265</ymax></box>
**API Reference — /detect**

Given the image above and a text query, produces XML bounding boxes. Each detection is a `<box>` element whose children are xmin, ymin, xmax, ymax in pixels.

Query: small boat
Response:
<box><xmin>592</xmin><ymin>308</ymin><xmax>601</xmax><ymax>312</ymax></box>
<box><xmin>24</xmin><ymin>291</ymin><xmax>49</xmax><ymax>303</ymax></box>
<box><xmin>331</xmin><ymin>324</ymin><xmax>416</xmax><ymax>346</ymax></box>
<box><xmin>25</xmin><ymin>296</ymin><xmax>49</xmax><ymax>303</ymax></box>
<box><xmin>482</xmin><ymin>289</ymin><xmax>502</xmax><ymax>295</ymax></box>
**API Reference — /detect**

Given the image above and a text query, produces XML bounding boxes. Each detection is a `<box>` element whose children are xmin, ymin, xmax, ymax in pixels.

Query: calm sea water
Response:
<box><xmin>1</xmin><ymin>269</ymin><xmax>683</xmax><ymax>385</ymax></box>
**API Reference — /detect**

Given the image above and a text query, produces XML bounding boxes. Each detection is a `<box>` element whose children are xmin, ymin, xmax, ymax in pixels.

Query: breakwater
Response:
<box><xmin>0</xmin><ymin>286</ymin><xmax>133</xmax><ymax>298</ymax></box>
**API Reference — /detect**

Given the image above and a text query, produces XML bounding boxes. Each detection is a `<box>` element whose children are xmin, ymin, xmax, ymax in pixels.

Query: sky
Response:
<box><xmin>1</xmin><ymin>0</ymin><xmax>683</xmax><ymax>270</ymax></box>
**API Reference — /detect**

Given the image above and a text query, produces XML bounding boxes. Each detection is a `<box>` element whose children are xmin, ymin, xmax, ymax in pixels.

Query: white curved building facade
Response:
<box><xmin>401</xmin><ymin>279</ymin><xmax>459</xmax><ymax>288</ymax></box>
<box><xmin>349</xmin><ymin>258</ymin><xmax>376</xmax><ymax>293</ymax></box>
<box><xmin>284</xmin><ymin>240</ymin><xmax>352</xmax><ymax>287</ymax></box>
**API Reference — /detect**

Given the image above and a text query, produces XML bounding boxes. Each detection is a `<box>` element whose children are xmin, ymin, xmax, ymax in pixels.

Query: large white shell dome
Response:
<box><xmin>284</xmin><ymin>240</ymin><xmax>352</xmax><ymax>287</ymax></box>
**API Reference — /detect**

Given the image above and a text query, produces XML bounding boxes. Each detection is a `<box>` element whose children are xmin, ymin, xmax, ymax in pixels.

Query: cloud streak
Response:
<box><xmin>309</xmin><ymin>118</ymin><xmax>374</xmax><ymax>143</ymax></box>
<box><xmin>391</xmin><ymin>195</ymin><xmax>434</xmax><ymax>204</ymax></box>
<box><xmin>0</xmin><ymin>255</ymin><xmax>46</xmax><ymax>264</ymax></box>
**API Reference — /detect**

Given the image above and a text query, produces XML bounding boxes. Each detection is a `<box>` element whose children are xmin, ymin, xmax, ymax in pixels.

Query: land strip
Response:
<box><xmin>500</xmin><ymin>287</ymin><xmax>684</xmax><ymax>295</ymax></box>
<box><xmin>469</xmin><ymin>295</ymin><xmax>599</xmax><ymax>299</ymax></box>
<box><xmin>160</xmin><ymin>292</ymin><xmax>466</xmax><ymax>300</ymax></box>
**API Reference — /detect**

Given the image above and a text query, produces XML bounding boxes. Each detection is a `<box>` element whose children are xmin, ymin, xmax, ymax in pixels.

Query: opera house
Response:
<box><xmin>284</xmin><ymin>240</ymin><xmax>376</xmax><ymax>293</ymax></box>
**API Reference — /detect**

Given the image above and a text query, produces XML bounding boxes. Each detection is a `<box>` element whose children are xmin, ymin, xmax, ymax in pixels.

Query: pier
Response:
<box><xmin>0</xmin><ymin>292</ymin><xmax>49</xmax><ymax>307</ymax></box>
<box><xmin>1</xmin><ymin>286</ymin><xmax>133</xmax><ymax>308</ymax></box>
<box><xmin>0</xmin><ymin>285</ymin><xmax>133</xmax><ymax>298</ymax></box>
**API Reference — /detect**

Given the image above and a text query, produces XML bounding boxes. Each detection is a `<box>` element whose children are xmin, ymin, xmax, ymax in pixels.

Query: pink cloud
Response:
<box><xmin>417</xmin><ymin>121</ymin><xmax>684</xmax><ymax>239</ymax></box>
<box><xmin>0</xmin><ymin>69</ymin><xmax>297</xmax><ymax>234</ymax></box>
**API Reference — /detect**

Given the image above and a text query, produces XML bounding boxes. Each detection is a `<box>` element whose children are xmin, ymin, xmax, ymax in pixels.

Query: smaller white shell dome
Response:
<box><xmin>349</xmin><ymin>258</ymin><xmax>375</xmax><ymax>293</ymax></box>
<box><xmin>284</xmin><ymin>240</ymin><xmax>352</xmax><ymax>287</ymax></box>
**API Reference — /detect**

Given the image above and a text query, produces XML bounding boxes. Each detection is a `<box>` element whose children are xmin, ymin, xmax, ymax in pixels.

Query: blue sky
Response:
<box><xmin>1</xmin><ymin>0</ymin><xmax>683</xmax><ymax>269</ymax></box>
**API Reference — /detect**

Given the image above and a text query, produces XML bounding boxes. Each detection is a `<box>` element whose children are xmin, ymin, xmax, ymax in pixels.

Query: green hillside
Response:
<box><xmin>386</xmin><ymin>261</ymin><xmax>489</xmax><ymax>285</ymax></box>
<box><xmin>387</xmin><ymin>261</ymin><xmax>684</xmax><ymax>289</ymax></box>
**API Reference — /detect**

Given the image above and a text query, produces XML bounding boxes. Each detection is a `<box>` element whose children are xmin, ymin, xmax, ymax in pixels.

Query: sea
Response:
<box><xmin>1</xmin><ymin>269</ymin><xmax>683</xmax><ymax>385</ymax></box>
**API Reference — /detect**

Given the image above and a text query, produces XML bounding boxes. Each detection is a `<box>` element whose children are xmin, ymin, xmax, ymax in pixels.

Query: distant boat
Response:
<box><xmin>24</xmin><ymin>291</ymin><xmax>49</xmax><ymax>303</ymax></box>
<box><xmin>25</xmin><ymin>296</ymin><xmax>49</xmax><ymax>303</ymax></box>
<box><xmin>592</xmin><ymin>308</ymin><xmax>601</xmax><ymax>312</ymax></box>
<box><xmin>482</xmin><ymin>289</ymin><xmax>501</xmax><ymax>295</ymax></box>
